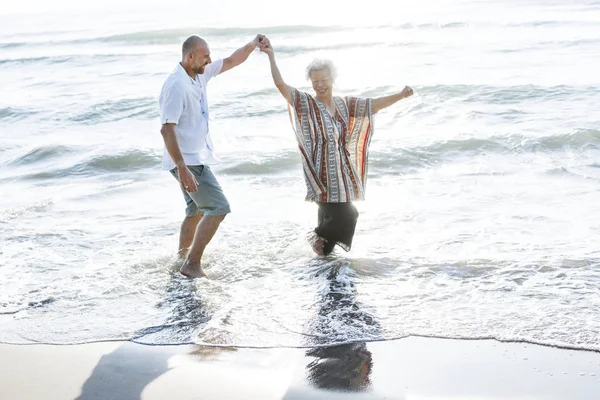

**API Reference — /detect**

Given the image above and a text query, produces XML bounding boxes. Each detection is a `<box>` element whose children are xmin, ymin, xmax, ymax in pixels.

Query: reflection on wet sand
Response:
<box><xmin>133</xmin><ymin>274</ymin><xmax>210</xmax><ymax>343</ymax></box>
<box><xmin>307</xmin><ymin>342</ymin><xmax>373</xmax><ymax>392</ymax></box>
<box><xmin>305</xmin><ymin>261</ymin><xmax>381</xmax><ymax>393</ymax></box>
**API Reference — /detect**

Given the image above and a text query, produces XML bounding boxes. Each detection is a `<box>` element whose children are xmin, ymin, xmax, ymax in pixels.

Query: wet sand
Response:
<box><xmin>1</xmin><ymin>337</ymin><xmax>599</xmax><ymax>400</ymax></box>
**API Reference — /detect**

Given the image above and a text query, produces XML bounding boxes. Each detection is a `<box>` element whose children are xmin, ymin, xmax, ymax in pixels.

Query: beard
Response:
<box><xmin>195</xmin><ymin>63</ymin><xmax>207</xmax><ymax>75</ymax></box>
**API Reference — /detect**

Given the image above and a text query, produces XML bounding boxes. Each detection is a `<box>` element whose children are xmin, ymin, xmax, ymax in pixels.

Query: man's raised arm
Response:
<box><xmin>220</xmin><ymin>34</ymin><xmax>266</xmax><ymax>74</ymax></box>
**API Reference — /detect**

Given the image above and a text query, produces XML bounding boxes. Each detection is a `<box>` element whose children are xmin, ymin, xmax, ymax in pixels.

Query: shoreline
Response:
<box><xmin>3</xmin><ymin>334</ymin><xmax>599</xmax><ymax>354</ymax></box>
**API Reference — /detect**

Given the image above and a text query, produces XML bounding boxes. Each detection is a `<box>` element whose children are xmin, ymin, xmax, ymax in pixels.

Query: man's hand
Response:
<box><xmin>177</xmin><ymin>165</ymin><xmax>198</xmax><ymax>193</ymax></box>
<box><xmin>401</xmin><ymin>86</ymin><xmax>414</xmax><ymax>99</ymax></box>
<box><xmin>251</xmin><ymin>34</ymin><xmax>267</xmax><ymax>47</ymax></box>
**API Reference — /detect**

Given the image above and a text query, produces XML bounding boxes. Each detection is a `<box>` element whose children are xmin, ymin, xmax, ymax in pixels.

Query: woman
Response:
<box><xmin>260</xmin><ymin>40</ymin><xmax>414</xmax><ymax>255</ymax></box>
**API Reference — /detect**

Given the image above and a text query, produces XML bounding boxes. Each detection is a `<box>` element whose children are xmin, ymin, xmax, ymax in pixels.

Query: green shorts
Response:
<box><xmin>170</xmin><ymin>165</ymin><xmax>231</xmax><ymax>217</ymax></box>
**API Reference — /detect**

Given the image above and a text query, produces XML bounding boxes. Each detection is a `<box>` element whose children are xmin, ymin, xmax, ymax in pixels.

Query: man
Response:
<box><xmin>159</xmin><ymin>34</ymin><xmax>265</xmax><ymax>278</ymax></box>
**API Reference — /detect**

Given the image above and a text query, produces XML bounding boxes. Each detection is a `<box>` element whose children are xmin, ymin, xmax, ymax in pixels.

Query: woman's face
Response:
<box><xmin>310</xmin><ymin>69</ymin><xmax>334</xmax><ymax>97</ymax></box>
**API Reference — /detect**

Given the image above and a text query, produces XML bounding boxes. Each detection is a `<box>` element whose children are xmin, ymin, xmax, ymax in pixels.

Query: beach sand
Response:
<box><xmin>1</xmin><ymin>337</ymin><xmax>598</xmax><ymax>400</ymax></box>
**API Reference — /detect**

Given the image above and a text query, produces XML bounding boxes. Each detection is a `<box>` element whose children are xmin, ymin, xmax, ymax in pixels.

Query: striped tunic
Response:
<box><xmin>289</xmin><ymin>88</ymin><xmax>374</xmax><ymax>203</ymax></box>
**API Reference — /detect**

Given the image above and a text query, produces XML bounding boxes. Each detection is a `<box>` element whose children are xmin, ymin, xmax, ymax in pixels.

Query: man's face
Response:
<box><xmin>310</xmin><ymin>69</ymin><xmax>333</xmax><ymax>97</ymax></box>
<box><xmin>190</xmin><ymin>44</ymin><xmax>211</xmax><ymax>74</ymax></box>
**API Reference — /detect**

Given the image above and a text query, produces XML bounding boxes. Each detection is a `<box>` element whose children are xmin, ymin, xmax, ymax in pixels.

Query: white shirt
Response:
<box><xmin>159</xmin><ymin>60</ymin><xmax>223</xmax><ymax>170</ymax></box>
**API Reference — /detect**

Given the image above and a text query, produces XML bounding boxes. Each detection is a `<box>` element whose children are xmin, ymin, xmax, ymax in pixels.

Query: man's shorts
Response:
<box><xmin>169</xmin><ymin>165</ymin><xmax>231</xmax><ymax>217</ymax></box>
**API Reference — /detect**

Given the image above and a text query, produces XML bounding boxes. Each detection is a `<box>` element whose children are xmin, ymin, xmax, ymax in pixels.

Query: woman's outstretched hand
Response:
<box><xmin>401</xmin><ymin>86</ymin><xmax>414</xmax><ymax>98</ymax></box>
<box><xmin>259</xmin><ymin>37</ymin><xmax>273</xmax><ymax>56</ymax></box>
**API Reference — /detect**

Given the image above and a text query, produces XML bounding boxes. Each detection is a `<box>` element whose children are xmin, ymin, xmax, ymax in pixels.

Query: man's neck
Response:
<box><xmin>181</xmin><ymin>62</ymin><xmax>196</xmax><ymax>79</ymax></box>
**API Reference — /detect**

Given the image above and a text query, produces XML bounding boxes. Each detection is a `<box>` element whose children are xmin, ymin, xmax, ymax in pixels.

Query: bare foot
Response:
<box><xmin>307</xmin><ymin>232</ymin><xmax>325</xmax><ymax>256</ymax></box>
<box><xmin>177</xmin><ymin>248</ymin><xmax>189</xmax><ymax>260</ymax></box>
<box><xmin>180</xmin><ymin>259</ymin><xmax>208</xmax><ymax>279</ymax></box>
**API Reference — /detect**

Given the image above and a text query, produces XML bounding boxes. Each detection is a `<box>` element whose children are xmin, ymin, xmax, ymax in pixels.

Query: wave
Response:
<box><xmin>216</xmin><ymin>84</ymin><xmax>596</xmax><ymax>120</ymax></box>
<box><xmin>11</xmin><ymin>149</ymin><xmax>161</xmax><ymax>181</ymax></box>
<box><xmin>56</xmin><ymin>20</ymin><xmax>596</xmax><ymax>47</ymax></box>
<box><xmin>0</xmin><ymin>21</ymin><xmax>480</xmax><ymax>51</ymax></box>
<box><xmin>0</xmin><ymin>52</ymin><xmax>152</xmax><ymax>67</ymax></box>
<box><xmin>498</xmin><ymin>38</ymin><xmax>600</xmax><ymax>53</ymax></box>
<box><xmin>275</xmin><ymin>41</ymin><xmax>385</xmax><ymax>55</ymax></box>
<box><xmin>0</xmin><ymin>42</ymin><xmax>27</xmax><ymax>49</ymax></box>
<box><xmin>1</xmin><ymin>96</ymin><xmax>156</xmax><ymax>124</ymax></box>
<box><xmin>0</xmin><ymin>200</ymin><xmax>54</xmax><ymax>223</ymax></box>
<box><xmin>0</xmin><ymin>22</ymin><xmax>479</xmax><ymax>51</ymax></box>
<box><xmin>5</xmin><ymin>129</ymin><xmax>598</xmax><ymax>181</ymax></box>
<box><xmin>0</xmin><ymin>25</ymin><xmax>343</xmax><ymax>50</ymax></box>
<box><xmin>0</xmin><ymin>106</ymin><xmax>40</xmax><ymax>121</ymax></box>
<box><xmin>235</xmin><ymin>87</ymin><xmax>280</xmax><ymax>99</ymax></box>
<box><xmin>417</xmin><ymin>84</ymin><xmax>600</xmax><ymax>104</ymax></box>
<box><xmin>505</xmin><ymin>19</ymin><xmax>600</xmax><ymax>28</ymax></box>
<box><xmin>539</xmin><ymin>38</ymin><xmax>600</xmax><ymax>48</ymax></box>
<box><xmin>215</xmin><ymin>107</ymin><xmax>287</xmax><ymax>120</ymax></box>
<box><xmin>0</xmin><ymin>25</ymin><xmax>346</xmax><ymax>49</ymax></box>
<box><xmin>5</xmin><ymin>83</ymin><xmax>595</xmax><ymax>124</ymax></box>
<box><xmin>103</xmin><ymin>25</ymin><xmax>344</xmax><ymax>43</ymax></box>
<box><xmin>0</xmin><ymin>23</ymin><xmax>468</xmax><ymax>51</ymax></box>
<box><xmin>0</xmin><ymin>56</ymin><xmax>73</xmax><ymax>66</ymax></box>
<box><xmin>521</xmin><ymin>129</ymin><xmax>600</xmax><ymax>151</ymax></box>
<box><xmin>379</xmin><ymin>129</ymin><xmax>600</xmax><ymax>167</ymax></box>
<box><xmin>80</xmin><ymin>151</ymin><xmax>161</xmax><ymax>172</ymax></box>
<box><xmin>220</xmin><ymin>151</ymin><xmax>300</xmax><ymax>175</ymax></box>
<box><xmin>4</xmin><ymin>18</ymin><xmax>599</xmax><ymax>50</ymax></box>
<box><xmin>389</xmin><ymin>20</ymin><xmax>600</xmax><ymax>30</ymax></box>
<box><xmin>67</xmin><ymin>97</ymin><xmax>158</xmax><ymax>124</ymax></box>
<box><xmin>384</xmin><ymin>22</ymin><xmax>469</xmax><ymax>30</ymax></box>
<box><xmin>216</xmin><ymin>130</ymin><xmax>600</xmax><ymax>176</ymax></box>
<box><xmin>217</xmin><ymin>147</ymin><xmax>452</xmax><ymax>176</ymax></box>
<box><xmin>0</xmin><ymin>298</ymin><xmax>56</xmax><ymax>315</ymax></box>
<box><xmin>7</xmin><ymin>145</ymin><xmax>75</xmax><ymax>167</ymax></box>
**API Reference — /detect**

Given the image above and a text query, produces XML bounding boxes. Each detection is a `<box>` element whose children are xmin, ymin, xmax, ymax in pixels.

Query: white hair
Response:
<box><xmin>305</xmin><ymin>59</ymin><xmax>337</xmax><ymax>81</ymax></box>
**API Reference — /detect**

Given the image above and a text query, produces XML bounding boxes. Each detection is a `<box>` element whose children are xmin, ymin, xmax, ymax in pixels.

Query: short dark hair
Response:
<box><xmin>182</xmin><ymin>35</ymin><xmax>205</xmax><ymax>58</ymax></box>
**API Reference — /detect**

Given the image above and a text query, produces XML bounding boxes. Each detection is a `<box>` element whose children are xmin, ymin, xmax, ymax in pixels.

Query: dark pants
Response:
<box><xmin>314</xmin><ymin>202</ymin><xmax>359</xmax><ymax>255</ymax></box>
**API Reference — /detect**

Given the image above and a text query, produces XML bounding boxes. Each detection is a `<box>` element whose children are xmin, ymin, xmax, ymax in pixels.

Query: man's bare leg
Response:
<box><xmin>180</xmin><ymin>214</ymin><xmax>226</xmax><ymax>278</ymax></box>
<box><xmin>178</xmin><ymin>214</ymin><xmax>203</xmax><ymax>259</ymax></box>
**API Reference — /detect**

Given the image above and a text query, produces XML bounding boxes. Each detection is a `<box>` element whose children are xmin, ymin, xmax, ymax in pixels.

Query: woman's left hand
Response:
<box><xmin>401</xmin><ymin>86</ymin><xmax>414</xmax><ymax>98</ymax></box>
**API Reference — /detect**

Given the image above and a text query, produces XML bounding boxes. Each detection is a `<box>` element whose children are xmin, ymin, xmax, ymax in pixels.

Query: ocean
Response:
<box><xmin>1</xmin><ymin>0</ymin><xmax>600</xmax><ymax>351</ymax></box>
